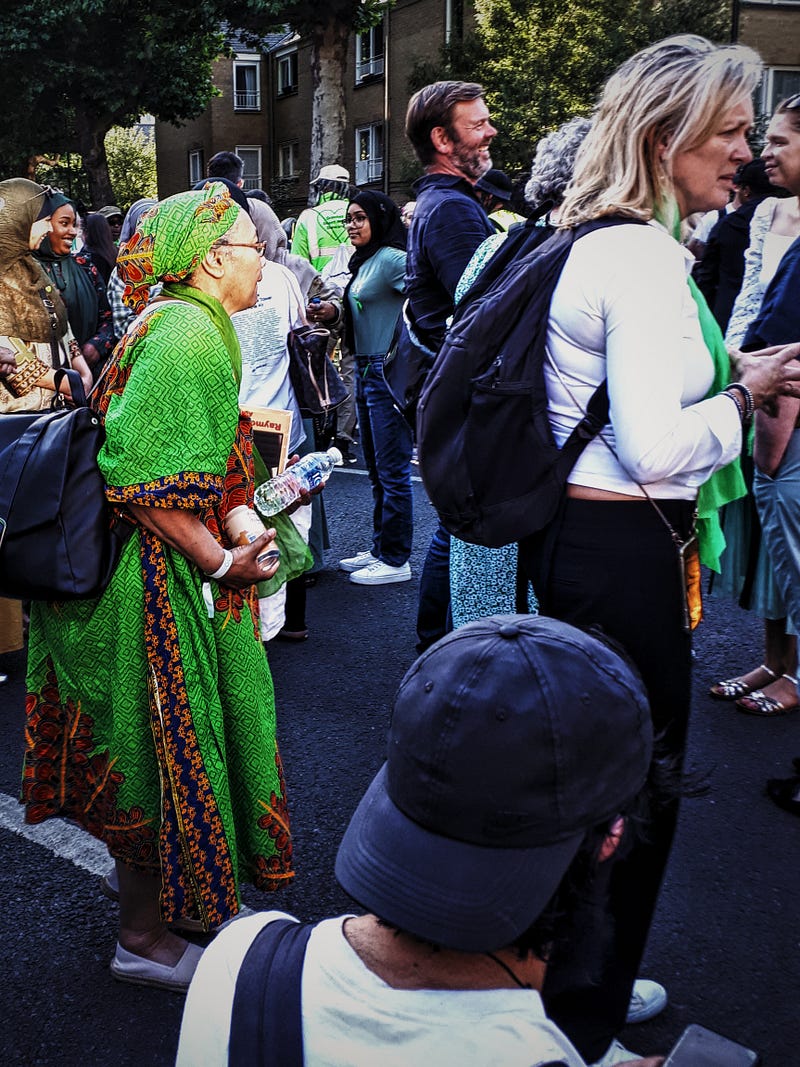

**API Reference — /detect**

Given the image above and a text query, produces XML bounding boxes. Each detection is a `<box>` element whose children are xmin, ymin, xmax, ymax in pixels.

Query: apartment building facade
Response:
<box><xmin>155</xmin><ymin>1</ymin><xmax>800</xmax><ymax>217</ymax></box>
<box><xmin>738</xmin><ymin>1</ymin><xmax>800</xmax><ymax>113</ymax></box>
<box><xmin>155</xmin><ymin>0</ymin><xmax>471</xmax><ymax>217</ymax></box>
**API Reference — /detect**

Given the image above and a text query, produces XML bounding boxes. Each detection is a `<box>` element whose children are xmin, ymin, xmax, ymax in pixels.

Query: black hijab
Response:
<box><xmin>346</xmin><ymin>191</ymin><xmax>407</xmax><ymax>279</ymax></box>
<box><xmin>344</xmin><ymin>192</ymin><xmax>407</xmax><ymax>354</ymax></box>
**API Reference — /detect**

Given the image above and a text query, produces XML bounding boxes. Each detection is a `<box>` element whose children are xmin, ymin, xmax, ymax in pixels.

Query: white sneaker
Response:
<box><xmin>339</xmin><ymin>550</ymin><xmax>377</xmax><ymax>572</ymax></box>
<box><xmin>349</xmin><ymin>559</ymin><xmax>412</xmax><ymax>585</ymax></box>
<box><xmin>626</xmin><ymin>978</ymin><xmax>667</xmax><ymax>1024</ymax></box>
<box><xmin>590</xmin><ymin>1039</ymin><xmax>642</xmax><ymax>1066</ymax></box>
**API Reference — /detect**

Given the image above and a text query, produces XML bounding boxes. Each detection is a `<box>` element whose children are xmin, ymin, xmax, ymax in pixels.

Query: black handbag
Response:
<box><xmin>287</xmin><ymin>325</ymin><xmax>349</xmax><ymax>418</ymax></box>
<box><xmin>0</xmin><ymin>369</ymin><xmax>132</xmax><ymax>600</ymax></box>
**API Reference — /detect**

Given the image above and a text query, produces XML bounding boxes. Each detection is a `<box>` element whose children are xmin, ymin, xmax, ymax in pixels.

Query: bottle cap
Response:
<box><xmin>327</xmin><ymin>446</ymin><xmax>343</xmax><ymax>465</ymax></box>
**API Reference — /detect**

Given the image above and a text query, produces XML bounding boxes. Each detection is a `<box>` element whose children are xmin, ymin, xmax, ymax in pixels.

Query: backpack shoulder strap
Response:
<box><xmin>228</xmin><ymin>917</ymin><xmax>314</xmax><ymax>1067</ymax></box>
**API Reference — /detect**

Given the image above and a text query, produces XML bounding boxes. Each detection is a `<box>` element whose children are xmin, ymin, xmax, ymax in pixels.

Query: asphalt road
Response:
<box><xmin>0</xmin><ymin>464</ymin><xmax>797</xmax><ymax>1066</ymax></box>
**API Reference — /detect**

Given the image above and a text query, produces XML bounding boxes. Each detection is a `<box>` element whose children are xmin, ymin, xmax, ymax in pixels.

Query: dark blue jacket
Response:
<box><xmin>743</xmin><ymin>234</ymin><xmax>800</xmax><ymax>349</ymax></box>
<box><xmin>405</xmin><ymin>172</ymin><xmax>494</xmax><ymax>349</ymax></box>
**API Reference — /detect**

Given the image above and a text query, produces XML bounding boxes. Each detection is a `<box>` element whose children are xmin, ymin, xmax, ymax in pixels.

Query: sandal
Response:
<box><xmin>709</xmin><ymin>664</ymin><xmax>776</xmax><ymax>701</ymax></box>
<box><xmin>736</xmin><ymin>674</ymin><xmax>800</xmax><ymax>717</ymax></box>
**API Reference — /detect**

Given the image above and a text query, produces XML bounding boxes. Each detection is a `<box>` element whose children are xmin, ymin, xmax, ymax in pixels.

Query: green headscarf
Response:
<box><xmin>117</xmin><ymin>183</ymin><xmax>241</xmax><ymax>314</ymax></box>
<box><xmin>0</xmin><ymin>178</ymin><xmax>68</xmax><ymax>341</ymax></box>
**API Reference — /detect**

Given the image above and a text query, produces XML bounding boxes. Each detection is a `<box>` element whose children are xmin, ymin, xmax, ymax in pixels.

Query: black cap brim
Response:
<box><xmin>335</xmin><ymin>764</ymin><xmax>585</xmax><ymax>952</ymax></box>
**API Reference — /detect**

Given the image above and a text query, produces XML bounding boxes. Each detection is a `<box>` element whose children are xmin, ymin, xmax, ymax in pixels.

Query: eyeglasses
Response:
<box><xmin>215</xmin><ymin>240</ymin><xmax>267</xmax><ymax>255</ymax></box>
<box><xmin>345</xmin><ymin>214</ymin><xmax>369</xmax><ymax>227</ymax></box>
<box><xmin>782</xmin><ymin>93</ymin><xmax>800</xmax><ymax>110</ymax></box>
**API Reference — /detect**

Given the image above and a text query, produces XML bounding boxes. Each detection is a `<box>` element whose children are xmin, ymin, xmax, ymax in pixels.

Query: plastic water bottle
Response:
<box><xmin>254</xmin><ymin>447</ymin><xmax>342</xmax><ymax>517</ymax></box>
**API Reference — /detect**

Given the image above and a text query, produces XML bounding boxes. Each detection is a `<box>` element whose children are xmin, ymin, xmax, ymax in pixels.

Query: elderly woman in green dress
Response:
<box><xmin>22</xmin><ymin>184</ymin><xmax>292</xmax><ymax>992</ymax></box>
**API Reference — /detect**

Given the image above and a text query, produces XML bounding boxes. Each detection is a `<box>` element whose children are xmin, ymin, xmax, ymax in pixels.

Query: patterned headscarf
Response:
<box><xmin>117</xmin><ymin>183</ymin><xmax>241</xmax><ymax>313</ymax></box>
<box><xmin>0</xmin><ymin>178</ymin><xmax>68</xmax><ymax>340</ymax></box>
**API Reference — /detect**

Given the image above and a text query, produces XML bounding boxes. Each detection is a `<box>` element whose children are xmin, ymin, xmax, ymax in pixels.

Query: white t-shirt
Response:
<box><xmin>232</xmin><ymin>261</ymin><xmax>307</xmax><ymax>454</ymax></box>
<box><xmin>545</xmin><ymin>221</ymin><xmax>742</xmax><ymax>498</ymax></box>
<box><xmin>177</xmin><ymin>911</ymin><xmax>587</xmax><ymax>1067</ymax></box>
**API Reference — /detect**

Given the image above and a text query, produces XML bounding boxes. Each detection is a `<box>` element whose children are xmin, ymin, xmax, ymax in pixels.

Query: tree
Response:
<box><xmin>106</xmin><ymin>126</ymin><xmax>158</xmax><ymax>210</ymax></box>
<box><xmin>410</xmin><ymin>0</ymin><xmax>730</xmax><ymax>177</ymax></box>
<box><xmin>0</xmin><ymin>0</ymin><xmax>242</xmax><ymax>205</ymax></box>
<box><xmin>234</xmin><ymin>1</ymin><xmax>389</xmax><ymax>179</ymax></box>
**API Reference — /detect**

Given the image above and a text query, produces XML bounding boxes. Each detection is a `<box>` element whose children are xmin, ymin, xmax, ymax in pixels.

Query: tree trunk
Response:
<box><xmin>309</xmin><ymin>15</ymin><xmax>349</xmax><ymax>182</ymax></box>
<box><xmin>73</xmin><ymin>112</ymin><xmax>115</xmax><ymax>208</ymax></box>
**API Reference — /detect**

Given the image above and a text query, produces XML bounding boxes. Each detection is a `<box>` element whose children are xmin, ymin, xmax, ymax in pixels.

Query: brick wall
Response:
<box><xmin>739</xmin><ymin>4</ymin><xmax>800</xmax><ymax>66</ymax></box>
<box><xmin>155</xmin><ymin>0</ymin><xmax>476</xmax><ymax>211</ymax></box>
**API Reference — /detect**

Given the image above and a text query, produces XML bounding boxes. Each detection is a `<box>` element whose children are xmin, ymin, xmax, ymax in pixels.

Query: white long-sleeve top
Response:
<box><xmin>545</xmin><ymin>221</ymin><xmax>742</xmax><ymax>499</ymax></box>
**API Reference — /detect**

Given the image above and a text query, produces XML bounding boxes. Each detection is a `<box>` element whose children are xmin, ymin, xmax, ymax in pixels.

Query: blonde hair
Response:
<box><xmin>558</xmin><ymin>35</ymin><xmax>762</xmax><ymax>229</ymax></box>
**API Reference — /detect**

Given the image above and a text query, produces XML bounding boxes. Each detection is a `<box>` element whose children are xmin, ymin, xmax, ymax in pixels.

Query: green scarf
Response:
<box><xmin>689</xmin><ymin>276</ymin><xmax>746</xmax><ymax>570</ymax></box>
<box><xmin>162</xmin><ymin>281</ymin><xmax>242</xmax><ymax>387</ymax></box>
<box><xmin>655</xmin><ymin>203</ymin><xmax>745</xmax><ymax>570</ymax></box>
<box><xmin>159</xmin><ymin>284</ymin><xmax>311</xmax><ymax>592</ymax></box>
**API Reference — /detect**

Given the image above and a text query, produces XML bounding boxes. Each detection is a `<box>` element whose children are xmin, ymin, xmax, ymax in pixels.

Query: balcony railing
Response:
<box><xmin>234</xmin><ymin>90</ymin><xmax>260</xmax><ymax>111</ymax></box>
<box><xmin>356</xmin><ymin>55</ymin><xmax>384</xmax><ymax>82</ymax></box>
<box><xmin>355</xmin><ymin>158</ymin><xmax>383</xmax><ymax>184</ymax></box>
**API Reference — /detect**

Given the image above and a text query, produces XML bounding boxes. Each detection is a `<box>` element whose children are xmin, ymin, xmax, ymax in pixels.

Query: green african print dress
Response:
<box><xmin>22</xmin><ymin>296</ymin><xmax>292</xmax><ymax>931</ymax></box>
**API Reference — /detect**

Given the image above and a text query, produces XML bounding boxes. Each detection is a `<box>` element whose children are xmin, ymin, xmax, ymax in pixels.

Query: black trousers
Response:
<box><xmin>520</xmin><ymin>497</ymin><xmax>694</xmax><ymax>1062</ymax></box>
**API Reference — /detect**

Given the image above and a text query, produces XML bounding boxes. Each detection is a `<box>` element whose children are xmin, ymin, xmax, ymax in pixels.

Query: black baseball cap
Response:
<box><xmin>476</xmin><ymin>168</ymin><xmax>514</xmax><ymax>202</ymax></box>
<box><xmin>336</xmin><ymin>615</ymin><xmax>652</xmax><ymax>952</ymax></box>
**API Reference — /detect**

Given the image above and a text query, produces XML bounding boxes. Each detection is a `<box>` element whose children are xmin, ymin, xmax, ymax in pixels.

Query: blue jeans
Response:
<box><xmin>356</xmin><ymin>358</ymin><xmax>413</xmax><ymax>567</ymax></box>
<box><xmin>416</xmin><ymin>521</ymin><xmax>451</xmax><ymax>651</ymax></box>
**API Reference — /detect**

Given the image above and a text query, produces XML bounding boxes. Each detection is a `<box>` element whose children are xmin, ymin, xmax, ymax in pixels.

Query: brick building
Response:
<box><xmin>155</xmin><ymin>1</ymin><xmax>800</xmax><ymax>217</ymax></box>
<box><xmin>738</xmin><ymin>1</ymin><xmax>800</xmax><ymax>113</ymax></box>
<box><xmin>155</xmin><ymin>0</ymin><xmax>472</xmax><ymax>217</ymax></box>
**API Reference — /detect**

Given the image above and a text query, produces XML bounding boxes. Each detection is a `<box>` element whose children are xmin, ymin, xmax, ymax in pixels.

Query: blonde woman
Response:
<box><xmin>517</xmin><ymin>37</ymin><xmax>800</xmax><ymax>1066</ymax></box>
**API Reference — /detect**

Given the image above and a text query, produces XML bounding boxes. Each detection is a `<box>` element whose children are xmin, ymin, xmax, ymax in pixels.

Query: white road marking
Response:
<box><xmin>333</xmin><ymin>467</ymin><xmax>422</xmax><ymax>484</ymax></box>
<box><xmin>0</xmin><ymin>792</ymin><xmax>108</xmax><ymax>875</ymax></box>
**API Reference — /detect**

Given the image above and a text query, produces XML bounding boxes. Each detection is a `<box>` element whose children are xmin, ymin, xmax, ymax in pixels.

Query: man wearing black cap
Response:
<box><xmin>177</xmin><ymin>616</ymin><xmax>662</xmax><ymax>1067</ymax></box>
<box><xmin>475</xmin><ymin>168</ymin><xmax>526</xmax><ymax>232</ymax></box>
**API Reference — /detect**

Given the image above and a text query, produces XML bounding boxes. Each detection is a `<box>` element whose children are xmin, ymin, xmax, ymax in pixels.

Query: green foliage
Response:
<box><xmin>230</xmin><ymin>0</ymin><xmax>387</xmax><ymax>41</ymax></box>
<box><xmin>409</xmin><ymin>0</ymin><xmax>731</xmax><ymax>178</ymax></box>
<box><xmin>105</xmin><ymin>126</ymin><xmax>158</xmax><ymax>210</ymax></box>
<box><xmin>0</xmin><ymin>0</ymin><xmax>259</xmax><ymax>185</ymax></box>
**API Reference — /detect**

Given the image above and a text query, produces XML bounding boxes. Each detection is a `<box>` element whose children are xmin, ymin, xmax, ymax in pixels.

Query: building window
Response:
<box><xmin>236</xmin><ymin>145</ymin><xmax>263</xmax><ymax>191</ymax></box>
<box><xmin>276</xmin><ymin>49</ymin><xmax>298</xmax><ymax>96</ymax></box>
<box><xmin>188</xmin><ymin>149</ymin><xmax>204</xmax><ymax>186</ymax></box>
<box><xmin>233</xmin><ymin>58</ymin><xmax>260</xmax><ymax>111</ymax></box>
<box><xmin>355</xmin><ymin>123</ymin><xmax>383</xmax><ymax>184</ymax></box>
<box><xmin>445</xmin><ymin>0</ymin><xmax>464</xmax><ymax>43</ymax></box>
<box><xmin>278</xmin><ymin>142</ymin><xmax>299</xmax><ymax>179</ymax></box>
<box><xmin>761</xmin><ymin>67</ymin><xmax>800</xmax><ymax>116</ymax></box>
<box><xmin>355</xmin><ymin>24</ymin><xmax>384</xmax><ymax>83</ymax></box>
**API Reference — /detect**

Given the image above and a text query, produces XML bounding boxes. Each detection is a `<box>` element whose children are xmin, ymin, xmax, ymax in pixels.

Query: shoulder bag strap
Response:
<box><xmin>229</xmin><ymin>918</ymin><xmax>314</xmax><ymax>1067</ymax></box>
<box><xmin>39</xmin><ymin>286</ymin><xmax>69</xmax><ymax>370</ymax></box>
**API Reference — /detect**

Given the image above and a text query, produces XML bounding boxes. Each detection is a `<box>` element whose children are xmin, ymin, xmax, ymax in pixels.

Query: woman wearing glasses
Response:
<box><xmin>338</xmin><ymin>192</ymin><xmax>413</xmax><ymax>586</ymax></box>
<box><xmin>21</xmin><ymin>184</ymin><xmax>292</xmax><ymax>993</ymax></box>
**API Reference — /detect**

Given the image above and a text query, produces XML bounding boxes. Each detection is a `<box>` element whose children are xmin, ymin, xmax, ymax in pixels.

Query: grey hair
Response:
<box><xmin>524</xmin><ymin>117</ymin><xmax>593</xmax><ymax>211</ymax></box>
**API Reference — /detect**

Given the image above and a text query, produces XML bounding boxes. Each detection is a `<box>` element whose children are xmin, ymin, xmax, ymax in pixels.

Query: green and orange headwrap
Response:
<box><xmin>117</xmin><ymin>182</ymin><xmax>241</xmax><ymax>313</ymax></box>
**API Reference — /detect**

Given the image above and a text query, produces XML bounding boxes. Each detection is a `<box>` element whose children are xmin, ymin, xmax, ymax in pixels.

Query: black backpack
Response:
<box><xmin>416</xmin><ymin>218</ymin><xmax>638</xmax><ymax>549</ymax></box>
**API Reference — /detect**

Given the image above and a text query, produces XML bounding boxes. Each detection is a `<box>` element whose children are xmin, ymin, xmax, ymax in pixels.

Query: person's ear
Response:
<box><xmin>430</xmin><ymin>125</ymin><xmax>452</xmax><ymax>155</ymax></box>
<box><xmin>201</xmin><ymin>244</ymin><xmax>227</xmax><ymax>280</ymax></box>
<box><xmin>598</xmin><ymin>816</ymin><xmax>625</xmax><ymax>863</ymax></box>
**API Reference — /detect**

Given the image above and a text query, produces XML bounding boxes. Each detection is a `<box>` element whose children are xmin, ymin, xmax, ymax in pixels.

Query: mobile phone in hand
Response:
<box><xmin>664</xmin><ymin>1024</ymin><xmax>759</xmax><ymax>1066</ymax></box>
